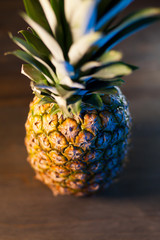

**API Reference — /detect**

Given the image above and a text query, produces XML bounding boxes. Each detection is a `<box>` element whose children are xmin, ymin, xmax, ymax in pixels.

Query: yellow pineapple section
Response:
<box><xmin>25</xmin><ymin>96</ymin><xmax>130</xmax><ymax>196</ymax></box>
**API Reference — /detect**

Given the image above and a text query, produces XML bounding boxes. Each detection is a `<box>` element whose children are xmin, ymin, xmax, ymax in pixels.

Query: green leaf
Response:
<box><xmin>53</xmin><ymin>95</ymin><xmax>71</xmax><ymax>117</ymax></box>
<box><xmin>50</xmin><ymin>104</ymin><xmax>61</xmax><ymax>115</ymax></box>
<box><xmin>21</xmin><ymin>12</ymin><xmax>64</xmax><ymax>61</ymax></box>
<box><xmin>96</xmin><ymin>0</ymin><xmax>115</xmax><ymax>27</ymax></box>
<box><xmin>92</xmin><ymin>62</ymin><xmax>136</xmax><ymax>79</ymax></box>
<box><xmin>120</xmin><ymin>8</ymin><xmax>160</xmax><ymax>25</ymax></box>
<box><xmin>86</xmin><ymin>79</ymin><xmax>125</xmax><ymax>91</ymax></box>
<box><xmin>96</xmin><ymin>87</ymin><xmax>118</xmax><ymax>95</ymax></box>
<box><xmin>50</xmin><ymin>0</ymin><xmax>59</xmax><ymax>20</ymax></box>
<box><xmin>26</xmin><ymin>26</ymin><xmax>38</xmax><ymax>36</ymax></box>
<box><xmin>81</xmin><ymin>62</ymin><xmax>137</xmax><ymax>79</ymax></box>
<box><xmin>10</xmin><ymin>33</ymin><xmax>56</xmax><ymax>83</ymax></box>
<box><xmin>98</xmin><ymin>50</ymin><xmax>122</xmax><ymax>63</ymax></box>
<box><xmin>64</xmin><ymin>0</ymin><xmax>82</xmax><ymax>24</ymax></box>
<box><xmin>80</xmin><ymin>50</ymin><xmax>123</xmax><ymax>73</ymax></box>
<box><xmin>35</xmin><ymin>85</ymin><xmax>59</xmax><ymax>96</ymax></box>
<box><xmin>80</xmin><ymin>61</ymin><xmax>101</xmax><ymax>72</ymax></box>
<box><xmin>69</xmin><ymin>32</ymin><xmax>101</xmax><ymax>65</ymax></box>
<box><xmin>23</xmin><ymin>0</ymin><xmax>51</xmax><ymax>33</ymax></box>
<box><xmin>82</xmin><ymin>94</ymin><xmax>103</xmax><ymax>109</ymax></box>
<box><xmin>19</xmin><ymin>30</ymin><xmax>50</xmax><ymax>57</ymax></box>
<box><xmin>95</xmin><ymin>0</ymin><xmax>133</xmax><ymax>31</ymax></box>
<box><xmin>10</xmin><ymin>33</ymin><xmax>39</xmax><ymax>57</ymax></box>
<box><xmin>38</xmin><ymin>96</ymin><xmax>55</xmax><ymax>106</ymax></box>
<box><xmin>94</xmin><ymin>8</ymin><xmax>160</xmax><ymax>59</ymax></box>
<box><xmin>70</xmin><ymin>100</ymin><xmax>82</xmax><ymax>114</ymax></box>
<box><xmin>58</xmin><ymin>0</ymin><xmax>73</xmax><ymax>58</ymax></box>
<box><xmin>55</xmin><ymin>83</ymin><xmax>77</xmax><ymax>101</ymax></box>
<box><xmin>50</xmin><ymin>57</ymin><xmax>85</xmax><ymax>89</ymax></box>
<box><xmin>8</xmin><ymin>50</ymin><xmax>53</xmax><ymax>83</ymax></box>
<box><xmin>65</xmin><ymin>0</ymin><xmax>96</xmax><ymax>41</ymax></box>
<box><xmin>38</xmin><ymin>0</ymin><xmax>58</xmax><ymax>35</ymax></box>
<box><xmin>66</xmin><ymin>93</ymin><xmax>83</xmax><ymax>105</ymax></box>
<box><xmin>21</xmin><ymin>64</ymin><xmax>47</xmax><ymax>84</ymax></box>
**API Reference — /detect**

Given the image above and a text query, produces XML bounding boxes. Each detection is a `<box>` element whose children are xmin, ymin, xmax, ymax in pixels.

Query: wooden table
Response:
<box><xmin>0</xmin><ymin>1</ymin><xmax>160</xmax><ymax>239</ymax></box>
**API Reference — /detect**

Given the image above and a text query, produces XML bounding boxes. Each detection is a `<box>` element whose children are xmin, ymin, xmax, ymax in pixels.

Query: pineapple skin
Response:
<box><xmin>25</xmin><ymin>89</ymin><xmax>131</xmax><ymax>196</ymax></box>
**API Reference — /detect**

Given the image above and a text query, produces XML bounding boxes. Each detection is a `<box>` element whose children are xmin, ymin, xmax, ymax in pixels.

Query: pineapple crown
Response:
<box><xmin>7</xmin><ymin>0</ymin><xmax>160</xmax><ymax>116</ymax></box>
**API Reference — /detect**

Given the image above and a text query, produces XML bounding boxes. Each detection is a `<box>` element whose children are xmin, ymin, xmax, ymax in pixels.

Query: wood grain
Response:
<box><xmin>0</xmin><ymin>1</ymin><xmax>160</xmax><ymax>239</ymax></box>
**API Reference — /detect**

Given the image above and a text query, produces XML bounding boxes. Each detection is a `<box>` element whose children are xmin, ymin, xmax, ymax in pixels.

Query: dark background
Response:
<box><xmin>0</xmin><ymin>1</ymin><xmax>160</xmax><ymax>239</ymax></box>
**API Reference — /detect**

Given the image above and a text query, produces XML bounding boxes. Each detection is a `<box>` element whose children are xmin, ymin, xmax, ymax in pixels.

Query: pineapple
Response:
<box><xmin>7</xmin><ymin>0</ymin><xmax>160</xmax><ymax>196</ymax></box>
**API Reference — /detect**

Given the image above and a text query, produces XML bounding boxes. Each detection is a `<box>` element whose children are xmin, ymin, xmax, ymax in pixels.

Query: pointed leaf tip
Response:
<box><xmin>21</xmin><ymin>12</ymin><xmax>64</xmax><ymax>61</ymax></box>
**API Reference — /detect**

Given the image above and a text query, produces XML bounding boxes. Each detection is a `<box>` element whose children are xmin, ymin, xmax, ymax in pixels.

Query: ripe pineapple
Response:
<box><xmin>7</xmin><ymin>0</ymin><xmax>160</xmax><ymax>196</ymax></box>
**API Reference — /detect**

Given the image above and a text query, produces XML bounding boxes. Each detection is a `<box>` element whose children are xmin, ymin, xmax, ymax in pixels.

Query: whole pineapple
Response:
<box><xmin>8</xmin><ymin>0</ymin><xmax>160</xmax><ymax>196</ymax></box>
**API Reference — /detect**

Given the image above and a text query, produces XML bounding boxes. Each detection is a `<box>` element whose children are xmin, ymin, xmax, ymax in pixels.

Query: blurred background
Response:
<box><xmin>0</xmin><ymin>1</ymin><xmax>160</xmax><ymax>239</ymax></box>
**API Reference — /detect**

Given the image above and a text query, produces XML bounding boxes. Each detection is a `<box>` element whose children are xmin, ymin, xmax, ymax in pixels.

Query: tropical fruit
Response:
<box><xmin>7</xmin><ymin>0</ymin><xmax>160</xmax><ymax>196</ymax></box>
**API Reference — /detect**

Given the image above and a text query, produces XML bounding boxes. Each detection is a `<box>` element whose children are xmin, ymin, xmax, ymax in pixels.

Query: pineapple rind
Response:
<box><xmin>25</xmin><ymin>88</ymin><xmax>131</xmax><ymax>196</ymax></box>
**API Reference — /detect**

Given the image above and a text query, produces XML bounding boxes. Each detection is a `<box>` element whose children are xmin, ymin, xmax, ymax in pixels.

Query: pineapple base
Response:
<box><xmin>25</xmin><ymin>90</ymin><xmax>131</xmax><ymax>196</ymax></box>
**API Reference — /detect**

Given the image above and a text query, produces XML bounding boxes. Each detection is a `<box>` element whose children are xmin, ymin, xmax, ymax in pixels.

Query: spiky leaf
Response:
<box><xmin>7</xmin><ymin>1</ymin><xmax>160</xmax><ymax>114</ymax></box>
<box><xmin>50</xmin><ymin>0</ymin><xmax>59</xmax><ymax>18</ymax></box>
<box><xmin>38</xmin><ymin>96</ymin><xmax>56</xmax><ymax>105</ymax></box>
<box><xmin>69</xmin><ymin>32</ymin><xmax>101</xmax><ymax>65</ymax></box>
<box><xmin>86</xmin><ymin>78</ymin><xmax>125</xmax><ymax>91</ymax></box>
<box><xmin>98</xmin><ymin>50</ymin><xmax>122</xmax><ymax>63</ymax></box>
<box><xmin>82</xmin><ymin>93</ymin><xmax>103</xmax><ymax>109</ymax></box>
<box><xmin>7</xmin><ymin>50</ymin><xmax>53</xmax><ymax>83</ymax></box>
<box><xmin>10</xmin><ymin>33</ymin><xmax>57</xmax><ymax>83</ymax></box>
<box><xmin>21</xmin><ymin>13</ymin><xmax>64</xmax><ymax>61</ymax></box>
<box><xmin>94</xmin><ymin>8</ymin><xmax>160</xmax><ymax>58</ymax></box>
<box><xmin>95</xmin><ymin>0</ymin><xmax>134</xmax><ymax>31</ymax></box>
<box><xmin>39</xmin><ymin>0</ymin><xmax>58</xmax><ymax>35</ymax></box>
<box><xmin>22</xmin><ymin>64</ymin><xmax>47</xmax><ymax>84</ymax></box>
<box><xmin>91</xmin><ymin>62</ymin><xmax>137</xmax><ymax>79</ymax></box>
<box><xmin>23</xmin><ymin>0</ymin><xmax>51</xmax><ymax>33</ymax></box>
<box><xmin>81</xmin><ymin>62</ymin><xmax>137</xmax><ymax>79</ymax></box>
<box><xmin>19</xmin><ymin>30</ymin><xmax>50</xmax><ymax>57</ymax></box>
